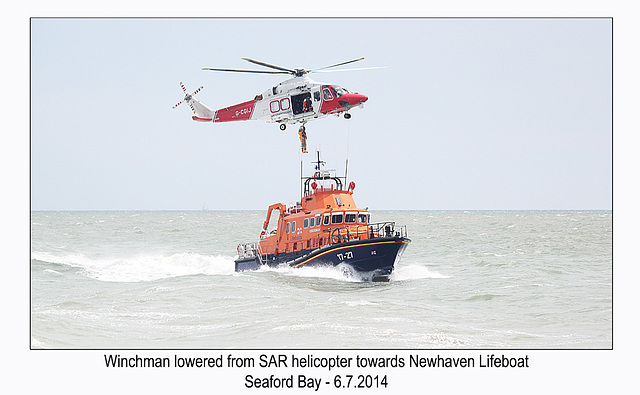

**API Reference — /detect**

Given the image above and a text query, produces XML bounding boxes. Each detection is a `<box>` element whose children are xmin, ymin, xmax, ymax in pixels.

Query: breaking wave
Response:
<box><xmin>390</xmin><ymin>264</ymin><xmax>450</xmax><ymax>281</ymax></box>
<box><xmin>31</xmin><ymin>251</ymin><xmax>235</xmax><ymax>282</ymax></box>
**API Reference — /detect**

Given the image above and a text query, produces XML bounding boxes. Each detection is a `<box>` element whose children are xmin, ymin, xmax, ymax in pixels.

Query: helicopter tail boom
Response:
<box><xmin>190</xmin><ymin>99</ymin><xmax>216</xmax><ymax>122</ymax></box>
<box><xmin>211</xmin><ymin>100</ymin><xmax>257</xmax><ymax>123</ymax></box>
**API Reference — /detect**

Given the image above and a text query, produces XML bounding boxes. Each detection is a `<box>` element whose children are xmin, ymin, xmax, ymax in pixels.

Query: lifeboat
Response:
<box><xmin>234</xmin><ymin>151</ymin><xmax>410</xmax><ymax>281</ymax></box>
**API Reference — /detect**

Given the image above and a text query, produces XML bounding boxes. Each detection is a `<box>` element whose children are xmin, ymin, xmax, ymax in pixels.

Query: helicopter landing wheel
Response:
<box><xmin>344</xmin><ymin>113</ymin><xmax>351</xmax><ymax>119</ymax></box>
<box><xmin>279</xmin><ymin>123</ymin><xmax>286</xmax><ymax>131</ymax></box>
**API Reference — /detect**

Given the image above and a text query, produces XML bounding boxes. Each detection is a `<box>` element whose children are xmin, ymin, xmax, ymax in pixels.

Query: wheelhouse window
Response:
<box><xmin>316</xmin><ymin>215</ymin><xmax>321</xmax><ymax>226</ymax></box>
<box><xmin>358</xmin><ymin>213</ymin><xmax>369</xmax><ymax>224</ymax></box>
<box><xmin>291</xmin><ymin>221</ymin><xmax>296</xmax><ymax>232</ymax></box>
<box><xmin>335</xmin><ymin>197</ymin><xmax>342</xmax><ymax>206</ymax></box>
<box><xmin>323</xmin><ymin>214</ymin><xmax>330</xmax><ymax>225</ymax></box>
<box><xmin>331</xmin><ymin>213</ymin><xmax>343</xmax><ymax>224</ymax></box>
<box><xmin>286</xmin><ymin>222</ymin><xmax>290</xmax><ymax>233</ymax></box>
<box><xmin>304</xmin><ymin>218</ymin><xmax>309</xmax><ymax>228</ymax></box>
<box><xmin>345</xmin><ymin>213</ymin><xmax>357</xmax><ymax>223</ymax></box>
<box><xmin>309</xmin><ymin>217</ymin><xmax>314</xmax><ymax>227</ymax></box>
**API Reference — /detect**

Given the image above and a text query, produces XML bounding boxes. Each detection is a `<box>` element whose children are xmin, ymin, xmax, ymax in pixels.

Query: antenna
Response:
<box><xmin>345</xmin><ymin>159</ymin><xmax>349</xmax><ymax>187</ymax></box>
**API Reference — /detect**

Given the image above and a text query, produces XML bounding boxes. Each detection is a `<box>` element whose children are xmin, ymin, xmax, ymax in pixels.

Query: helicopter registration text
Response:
<box><xmin>236</xmin><ymin>108</ymin><xmax>251</xmax><ymax>117</ymax></box>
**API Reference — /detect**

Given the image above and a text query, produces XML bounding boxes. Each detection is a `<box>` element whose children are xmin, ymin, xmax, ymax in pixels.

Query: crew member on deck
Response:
<box><xmin>298</xmin><ymin>125</ymin><xmax>308</xmax><ymax>153</ymax></box>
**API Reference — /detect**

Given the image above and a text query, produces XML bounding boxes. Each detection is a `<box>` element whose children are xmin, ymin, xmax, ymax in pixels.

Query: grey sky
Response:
<box><xmin>30</xmin><ymin>18</ymin><xmax>612</xmax><ymax>210</ymax></box>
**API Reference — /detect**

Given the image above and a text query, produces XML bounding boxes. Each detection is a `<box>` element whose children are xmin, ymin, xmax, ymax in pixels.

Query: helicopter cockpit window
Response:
<box><xmin>331</xmin><ymin>86</ymin><xmax>349</xmax><ymax>98</ymax></box>
<box><xmin>322</xmin><ymin>88</ymin><xmax>334</xmax><ymax>100</ymax></box>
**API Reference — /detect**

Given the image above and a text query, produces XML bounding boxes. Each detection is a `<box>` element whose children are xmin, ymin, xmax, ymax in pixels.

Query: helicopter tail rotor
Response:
<box><xmin>172</xmin><ymin>82</ymin><xmax>204</xmax><ymax>114</ymax></box>
<box><xmin>173</xmin><ymin>82</ymin><xmax>215</xmax><ymax>122</ymax></box>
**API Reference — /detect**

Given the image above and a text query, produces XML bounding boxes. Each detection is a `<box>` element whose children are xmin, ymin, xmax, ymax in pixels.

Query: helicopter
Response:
<box><xmin>173</xmin><ymin>57</ymin><xmax>382</xmax><ymax>131</ymax></box>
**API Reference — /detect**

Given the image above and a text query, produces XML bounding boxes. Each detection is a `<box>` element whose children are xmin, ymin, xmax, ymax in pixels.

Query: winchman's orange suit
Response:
<box><xmin>298</xmin><ymin>125</ymin><xmax>308</xmax><ymax>153</ymax></box>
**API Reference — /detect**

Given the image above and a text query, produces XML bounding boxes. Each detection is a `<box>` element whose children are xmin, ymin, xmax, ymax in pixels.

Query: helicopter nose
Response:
<box><xmin>339</xmin><ymin>93</ymin><xmax>368</xmax><ymax>108</ymax></box>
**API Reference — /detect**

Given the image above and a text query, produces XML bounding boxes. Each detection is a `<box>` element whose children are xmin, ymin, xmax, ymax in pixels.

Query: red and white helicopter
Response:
<box><xmin>173</xmin><ymin>57</ymin><xmax>380</xmax><ymax>131</ymax></box>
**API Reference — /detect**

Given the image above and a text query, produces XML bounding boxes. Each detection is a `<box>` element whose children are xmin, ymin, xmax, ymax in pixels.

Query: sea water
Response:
<box><xmin>30</xmin><ymin>210</ymin><xmax>611</xmax><ymax>349</ymax></box>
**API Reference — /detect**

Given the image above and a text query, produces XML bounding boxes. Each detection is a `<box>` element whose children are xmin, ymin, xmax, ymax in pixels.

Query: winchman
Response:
<box><xmin>298</xmin><ymin>124</ymin><xmax>308</xmax><ymax>153</ymax></box>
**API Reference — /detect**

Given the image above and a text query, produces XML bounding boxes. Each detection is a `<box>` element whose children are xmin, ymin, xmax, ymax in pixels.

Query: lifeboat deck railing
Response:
<box><xmin>237</xmin><ymin>242</ymin><xmax>266</xmax><ymax>264</ymax></box>
<box><xmin>328</xmin><ymin>221</ymin><xmax>407</xmax><ymax>245</ymax></box>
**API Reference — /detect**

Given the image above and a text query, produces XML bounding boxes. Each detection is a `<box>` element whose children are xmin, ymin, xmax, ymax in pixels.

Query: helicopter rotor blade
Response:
<box><xmin>310</xmin><ymin>57</ymin><xmax>365</xmax><ymax>72</ymax></box>
<box><xmin>172</xmin><ymin>100</ymin><xmax>184</xmax><ymax>109</ymax></box>
<box><xmin>241</xmin><ymin>58</ymin><xmax>297</xmax><ymax>74</ymax></box>
<box><xmin>313</xmin><ymin>66</ymin><xmax>391</xmax><ymax>73</ymax></box>
<box><xmin>202</xmin><ymin>57</ymin><xmax>377</xmax><ymax>77</ymax></box>
<box><xmin>202</xmin><ymin>67</ymin><xmax>289</xmax><ymax>75</ymax></box>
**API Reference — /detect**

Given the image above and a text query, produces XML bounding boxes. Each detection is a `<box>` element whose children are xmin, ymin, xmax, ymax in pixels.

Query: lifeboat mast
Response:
<box><xmin>301</xmin><ymin>150</ymin><xmax>347</xmax><ymax>199</ymax></box>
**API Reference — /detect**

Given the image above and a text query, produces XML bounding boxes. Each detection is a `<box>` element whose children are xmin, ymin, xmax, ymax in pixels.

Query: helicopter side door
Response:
<box><xmin>291</xmin><ymin>92</ymin><xmax>314</xmax><ymax>117</ymax></box>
